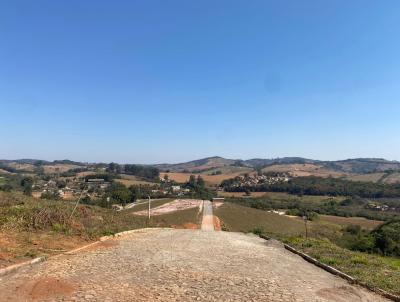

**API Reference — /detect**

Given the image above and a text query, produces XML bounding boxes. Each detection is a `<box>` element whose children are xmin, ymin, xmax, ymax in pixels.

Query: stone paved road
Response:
<box><xmin>0</xmin><ymin>229</ymin><xmax>389</xmax><ymax>302</ymax></box>
<box><xmin>201</xmin><ymin>200</ymin><xmax>214</xmax><ymax>231</ymax></box>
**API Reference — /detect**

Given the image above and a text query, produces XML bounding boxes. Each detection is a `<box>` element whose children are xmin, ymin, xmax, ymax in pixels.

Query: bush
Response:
<box><xmin>250</xmin><ymin>227</ymin><xmax>264</xmax><ymax>236</ymax></box>
<box><xmin>372</xmin><ymin>220</ymin><xmax>400</xmax><ymax>256</ymax></box>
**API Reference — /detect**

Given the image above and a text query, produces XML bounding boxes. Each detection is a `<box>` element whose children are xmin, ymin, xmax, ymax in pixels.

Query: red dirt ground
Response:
<box><xmin>17</xmin><ymin>277</ymin><xmax>76</xmax><ymax>301</ymax></box>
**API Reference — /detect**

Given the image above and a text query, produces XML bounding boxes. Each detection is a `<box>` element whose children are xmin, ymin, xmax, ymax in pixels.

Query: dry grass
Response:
<box><xmin>76</xmin><ymin>171</ymin><xmax>97</xmax><ymax>178</ymax></box>
<box><xmin>7</xmin><ymin>163</ymin><xmax>35</xmax><ymax>172</ymax></box>
<box><xmin>118</xmin><ymin>174</ymin><xmax>157</xmax><ymax>185</ymax></box>
<box><xmin>0</xmin><ymin>193</ymin><xmax>199</xmax><ymax>268</ymax></box>
<box><xmin>163</xmin><ymin>172</ymin><xmax>244</xmax><ymax>185</ymax></box>
<box><xmin>42</xmin><ymin>164</ymin><xmax>81</xmax><ymax>174</ymax></box>
<box><xmin>203</xmin><ymin>166</ymin><xmax>253</xmax><ymax>175</ymax></box>
<box><xmin>262</xmin><ymin>163</ymin><xmax>346</xmax><ymax>178</ymax></box>
<box><xmin>383</xmin><ymin>172</ymin><xmax>400</xmax><ymax>184</ymax></box>
<box><xmin>347</xmin><ymin>173</ymin><xmax>385</xmax><ymax>183</ymax></box>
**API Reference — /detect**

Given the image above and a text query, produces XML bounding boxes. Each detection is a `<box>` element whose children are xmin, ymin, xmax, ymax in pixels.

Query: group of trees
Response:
<box><xmin>227</xmin><ymin>194</ymin><xmax>398</xmax><ymax>221</ymax></box>
<box><xmin>341</xmin><ymin>220</ymin><xmax>400</xmax><ymax>257</ymax></box>
<box><xmin>184</xmin><ymin>175</ymin><xmax>215</xmax><ymax>200</ymax></box>
<box><xmin>222</xmin><ymin>176</ymin><xmax>400</xmax><ymax>198</ymax></box>
<box><xmin>106</xmin><ymin>163</ymin><xmax>159</xmax><ymax>180</ymax></box>
<box><xmin>85</xmin><ymin>182</ymin><xmax>164</xmax><ymax>208</ymax></box>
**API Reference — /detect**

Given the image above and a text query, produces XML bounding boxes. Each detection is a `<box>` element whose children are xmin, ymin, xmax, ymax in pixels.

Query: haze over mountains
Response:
<box><xmin>154</xmin><ymin>156</ymin><xmax>400</xmax><ymax>174</ymax></box>
<box><xmin>2</xmin><ymin>156</ymin><xmax>400</xmax><ymax>175</ymax></box>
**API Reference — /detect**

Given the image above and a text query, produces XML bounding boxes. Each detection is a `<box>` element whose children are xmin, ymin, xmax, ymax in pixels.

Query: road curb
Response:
<box><xmin>0</xmin><ymin>256</ymin><xmax>46</xmax><ymax>277</ymax></box>
<box><xmin>0</xmin><ymin>227</ymin><xmax>168</xmax><ymax>278</ymax></box>
<box><xmin>259</xmin><ymin>234</ymin><xmax>400</xmax><ymax>302</ymax></box>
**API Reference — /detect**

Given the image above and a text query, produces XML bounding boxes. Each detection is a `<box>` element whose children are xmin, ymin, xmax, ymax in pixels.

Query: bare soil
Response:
<box><xmin>19</xmin><ymin>277</ymin><xmax>76</xmax><ymax>301</ymax></box>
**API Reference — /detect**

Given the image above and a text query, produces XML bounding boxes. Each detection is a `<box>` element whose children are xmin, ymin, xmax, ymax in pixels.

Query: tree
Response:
<box><xmin>188</xmin><ymin>175</ymin><xmax>196</xmax><ymax>189</ymax></box>
<box><xmin>129</xmin><ymin>185</ymin><xmax>140</xmax><ymax>202</ymax></box>
<box><xmin>21</xmin><ymin>177</ymin><xmax>33</xmax><ymax>196</ymax></box>
<box><xmin>372</xmin><ymin>220</ymin><xmax>400</xmax><ymax>256</ymax></box>
<box><xmin>107</xmin><ymin>182</ymin><xmax>131</xmax><ymax>205</ymax></box>
<box><xmin>107</xmin><ymin>162</ymin><xmax>121</xmax><ymax>174</ymax></box>
<box><xmin>197</xmin><ymin>176</ymin><xmax>205</xmax><ymax>189</ymax></box>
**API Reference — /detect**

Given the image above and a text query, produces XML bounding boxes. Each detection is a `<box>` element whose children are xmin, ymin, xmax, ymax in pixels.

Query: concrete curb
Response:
<box><xmin>259</xmin><ymin>234</ymin><xmax>400</xmax><ymax>302</ymax></box>
<box><xmin>0</xmin><ymin>227</ymin><xmax>167</xmax><ymax>277</ymax></box>
<box><xmin>282</xmin><ymin>244</ymin><xmax>355</xmax><ymax>282</ymax></box>
<box><xmin>0</xmin><ymin>257</ymin><xmax>46</xmax><ymax>277</ymax></box>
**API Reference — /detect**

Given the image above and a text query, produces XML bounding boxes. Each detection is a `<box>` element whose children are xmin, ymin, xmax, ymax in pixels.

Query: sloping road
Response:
<box><xmin>201</xmin><ymin>200</ymin><xmax>214</xmax><ymax>231</ymax></box>
<box><xmin>0</xmin><ymin>228</ymin><xmax>388</xmax><ymax>302</ymax></box>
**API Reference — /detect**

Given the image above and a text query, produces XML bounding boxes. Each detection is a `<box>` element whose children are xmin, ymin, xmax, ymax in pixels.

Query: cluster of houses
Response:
<box><xmin>156</xmin><ymin>176</ymin><xmax>193</xmax><ymax>196</ymax></box>
<box><xmin>365</xmin><ymin>202</ymin><xmax>394</xmax><ymax>212</ymax></box>
<box><xmin>150</xmin><ymin>184</ymin><xmax>191</xmax><ymax>197</ymax></box>
<box><xmin>31</xmin><ymin>178</ymin><xmax>111</xmax><ymax>200</ymax></box>
<box><xmin>224</xmin><ymin>173</ymin><xmax>290</xmax><ymax>188</ymax></box>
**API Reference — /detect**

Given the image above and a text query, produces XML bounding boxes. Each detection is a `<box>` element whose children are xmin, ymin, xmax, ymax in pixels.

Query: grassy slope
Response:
<box><xmin>214</xmin><ymin>202</ymin><xmax>305</xmax><ymax>236</ymax></box>
<box><xmin>285</xmin><ymin>237</ymin><xmax>400</xmax><ymax>296</ymax></box>
<box><xmin>0</xmin><ymin>193</ymin><xmax>198</xmax><ymax>268</ymax></box>
<box><xmin>150</xmin><ymin>207</ymin><xmax>201</xmax><ymax>228</ymax></box>
<box><xmin>215</xmin><ymin>202</ymin><xmax>399</xmax><ymax>296</ymax></box>
<box><xmin>384</xmin><ymin>172</ymin><xmax>400</xmax><ymax>184</ymax></box>
<box><xmin>162</xmin><ymin>172</ymin><xmax>247</xmax><ymax>185</ymax></box>
<box><xmin>347</xmin><ymin>173</ymin><xmax>385</xmax><ymax>183</ymax></box>
<box><xmin>318</xmin><ymin>215</ymin><xmax>383</xmax><ymax>230</ymax></box>
<box><xmin>117</xmin><ymin>174</ymin><xmax>158</xmax><ymax>186</ymax></box>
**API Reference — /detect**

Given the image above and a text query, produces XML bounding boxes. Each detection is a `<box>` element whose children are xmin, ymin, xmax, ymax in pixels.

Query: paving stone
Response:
<box><xmin>0</xmin><ymin>229</ymin><xmax>390</xmax><ymax>302</ymax></box>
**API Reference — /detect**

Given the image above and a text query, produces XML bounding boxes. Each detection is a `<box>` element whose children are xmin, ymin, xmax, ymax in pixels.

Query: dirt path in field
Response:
<box><xmin>0</xmin><ymin>229</ymin><xmax>389</xmax><ymax>302</ymax></box>
<box><xmin>201</xmin><ymin>200</ymin><xmax>214</xmax><ymax>231</ymax></box>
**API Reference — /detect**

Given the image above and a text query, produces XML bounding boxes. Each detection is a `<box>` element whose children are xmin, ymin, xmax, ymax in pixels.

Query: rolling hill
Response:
<box><xmin>2</xmin><ymin>157</ymin><xmax>400</xmax><ymax>183</ymax></box>
<box><xmin>155</xmin><ymin>156</ymin><xmax>400</xmax><ymax>174</ymax></box>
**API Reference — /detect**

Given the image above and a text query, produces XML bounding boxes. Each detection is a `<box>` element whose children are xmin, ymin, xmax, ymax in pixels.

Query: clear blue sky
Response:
<box><xmin>1</xmin><ymin>1</ymin><xmax>400</xmax><ymax>164</ymax></box>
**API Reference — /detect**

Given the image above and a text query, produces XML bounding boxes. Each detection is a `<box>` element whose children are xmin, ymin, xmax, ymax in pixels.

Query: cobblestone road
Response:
<box><xmin>0</xmin><ymin>229</ymin><xmax>389</xmax><ymax>302</ymax></box>
<box><xmin>201</xmin><ymin>200</ymin><xmax>214</xmax><ymax>231</ymax></box>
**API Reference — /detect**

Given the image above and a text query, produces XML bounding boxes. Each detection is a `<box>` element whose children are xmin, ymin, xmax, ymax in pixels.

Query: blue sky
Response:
<box><xmin>1</xmin><ymin>0</ymin><xmax>400</xmax><ymax>163</ymax></box>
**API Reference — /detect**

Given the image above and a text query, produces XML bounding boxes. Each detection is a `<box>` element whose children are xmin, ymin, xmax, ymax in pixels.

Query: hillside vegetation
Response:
<box><xmin>0</xmin><ymin>192</ymin><xmax>199</xmax><ymax>268</ymax></box>
<box><xmin>214</xmin><ymin>202</ymin><xmax>400</xmax><ymax>296</ymax></box>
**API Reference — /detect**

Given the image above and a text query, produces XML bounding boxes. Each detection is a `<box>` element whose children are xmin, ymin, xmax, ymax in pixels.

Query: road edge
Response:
<box><xmin>259</xmin><ymin>234</ymin><xmax>400</xmax><ymax>302</ymax></box>
<box><xmin>0</xmin><ymin>227</ymin><xmax>169</xmax><ymax>278</ymax></box>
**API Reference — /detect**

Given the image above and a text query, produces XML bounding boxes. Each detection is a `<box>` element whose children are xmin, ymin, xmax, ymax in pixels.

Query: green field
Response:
<box><xmin>214</xmin><ymin>202</ymin><xmax>305</xmax><ymax>236</ymax></box>
<box><xmin>318</xmin><ymin>214</ymin><xmax>383</xmax><ymax>230</ymax></box>
<box><xmin>150</xmin><ymin>207</ymin><xmax>201</xmax><ymax>228</ymax></box>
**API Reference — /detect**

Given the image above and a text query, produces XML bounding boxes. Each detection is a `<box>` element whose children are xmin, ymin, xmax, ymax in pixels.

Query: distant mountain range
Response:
<box><xmin>154</xmin><ymin>156</ymin><xmax>400</xmax><ymax>174</ymax></box>
<box><xmin>2</xmin><ymin>156</ymin><xmax>400</xmax><ymax>175</ymax></box>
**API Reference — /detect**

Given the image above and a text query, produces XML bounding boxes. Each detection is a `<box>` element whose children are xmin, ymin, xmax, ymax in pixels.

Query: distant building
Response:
<box><xmin>171</xmin><ymin>185</ymin><xmax>181</xmax><ymax>192</ymax></box>
<box><xmin>87</xmin><ymin>179</ymin><xmax>105</xmax><ymax>183</ymax></box>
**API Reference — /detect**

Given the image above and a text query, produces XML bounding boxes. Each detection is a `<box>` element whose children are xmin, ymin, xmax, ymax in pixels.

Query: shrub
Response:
<box><xmin>250</xmin><ymin>227</ymin><xmax>264</xmax><ymax>236</ymax></box>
